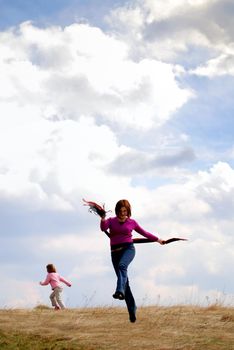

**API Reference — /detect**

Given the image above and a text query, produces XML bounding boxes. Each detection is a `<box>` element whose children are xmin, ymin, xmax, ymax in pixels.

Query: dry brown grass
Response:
<box><xmin>0</xmin><ymin>305</ymin><xmax>233</xmax><ymax>349</ymax></box>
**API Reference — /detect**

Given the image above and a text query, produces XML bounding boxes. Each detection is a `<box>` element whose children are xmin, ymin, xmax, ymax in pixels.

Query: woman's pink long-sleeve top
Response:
<box><xmin>100</xmin><ymin>216</ymin><xmax>159</xmax><ymax>246</ymax></box>
<box><xmin>40</xmin><ymin>273</ymin><xmax>71</xmax><ymax>289</ymax></box>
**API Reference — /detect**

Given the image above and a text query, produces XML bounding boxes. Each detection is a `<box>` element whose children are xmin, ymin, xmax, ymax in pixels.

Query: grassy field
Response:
<box><xmin>0</xmin><ymin>305</ymin><xmax>233</xmax><ymax>349</ymax></box>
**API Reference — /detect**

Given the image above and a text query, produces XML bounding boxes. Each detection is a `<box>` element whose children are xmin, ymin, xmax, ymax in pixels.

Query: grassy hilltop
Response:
<box><xmin>0</xmin><ymin>305</ymin><xmax>233</xmax><ymax>349</ymax></box>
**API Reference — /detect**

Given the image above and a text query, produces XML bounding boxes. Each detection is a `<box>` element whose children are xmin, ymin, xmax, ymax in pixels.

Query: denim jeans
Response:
<box><xmin>111</xmin><ymin>243</ymin><xmax>136</xmax><ymax>315</ymax></box>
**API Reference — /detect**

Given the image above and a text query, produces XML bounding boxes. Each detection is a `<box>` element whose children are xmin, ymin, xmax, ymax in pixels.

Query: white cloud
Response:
<box><xmin>108</xmin><ymin>146</ymin><xmax>195</xmax><ymax>175</ymax></box>
<box><xmin>187</xmin><ymin>162</ymin><xmax>234</xmax><ymax>219</ymax></box>
<box><xmin>0</xmin><ymin>20</ymin><xmax>193</xmax><ymax>209</ymax></box>
<box><xmin>132</xmin><ymin>232</ymin><xmax>233</xmax><ymax>306</ymax></box>
<box><xmin>107</xmin><ymin>0</ymin><xmax>234</xmax><ymax>66</ymax></box>
<box><xmin>190</xmin><ymin>52</ymin><xmax>234</xmax><ymax>76</ymax></box>
<box><xmin>134</xmin><ymin>278</ymin><xmax>232</xmax><ymax>306</ymax></box>
<box><xmin>40</xmin><ymin>233</ymin><xmax>107</xmax><ymax>254</ymax></box>
<box><xmin>0</xmin><ymin>21</ymin><xmax>192</xmax><ymax>132</ymax></box>
<box><xmin>0</xmin><ymin>277</ymin><xmax>41</xmax><ymax>308</ymax></box>
<box><xmin>143</xmin><ymin>0</ymin><xmax>212</xmax><ymax>22</ymax></box>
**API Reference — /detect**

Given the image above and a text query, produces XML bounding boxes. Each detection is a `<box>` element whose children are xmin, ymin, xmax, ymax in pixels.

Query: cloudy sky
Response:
<box><xmin>0</xmin><ymin>0</ymin><xmax>234</xmax><ymax>309</ymax></box>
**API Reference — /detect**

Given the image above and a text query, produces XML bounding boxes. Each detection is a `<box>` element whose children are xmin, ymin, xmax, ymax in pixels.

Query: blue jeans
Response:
<box><xmin>111</xmin><ymin>243</ymin><xmax>136</xmax><ymax>315</ymax></box>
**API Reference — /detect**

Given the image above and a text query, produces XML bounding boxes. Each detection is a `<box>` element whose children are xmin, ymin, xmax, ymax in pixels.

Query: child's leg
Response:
<box><xmin>50</xmin><ymin>290</ymin><xmax>60</xmax><ymax>308</ymax></box>
<box><xmin>54</xmin><ymin>287</ymin><xmax>65</xmax><ymax>309</ymax></box>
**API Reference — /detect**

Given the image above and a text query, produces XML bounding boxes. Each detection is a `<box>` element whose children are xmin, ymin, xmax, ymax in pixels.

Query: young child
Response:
<box><xmin>40</xmin><ymin>263</ymin><xmax>72</xmax><ymax>310</ymax></box>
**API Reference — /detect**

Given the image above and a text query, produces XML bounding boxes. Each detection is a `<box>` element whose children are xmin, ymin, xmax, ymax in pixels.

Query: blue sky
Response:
<box><xmin>0</xmin><ymin>0</ymin><xmax>127</xmax><ymax>29</ymax></box>
<box><xmin>0</xmin><ymin>0</ymin><xmax>234</xmax><ymax>309</ymax></box>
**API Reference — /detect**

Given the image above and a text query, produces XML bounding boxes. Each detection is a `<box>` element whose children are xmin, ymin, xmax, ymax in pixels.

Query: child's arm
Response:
<box><xmin>59</xmin><ymin>276</ymin><xmax>72</xmax><ymax>287</ymax></box>
<box><xmin>39</xmin><ymin>274</ymin><xmax>50</xmax><ymax>286</ymax></box>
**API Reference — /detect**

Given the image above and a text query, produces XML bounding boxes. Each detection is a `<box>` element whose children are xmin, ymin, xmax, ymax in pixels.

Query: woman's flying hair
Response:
<box><xmin>115</xmin><ymin>199</ymin><xmax>131</xmax><ymax>217</ymax></box>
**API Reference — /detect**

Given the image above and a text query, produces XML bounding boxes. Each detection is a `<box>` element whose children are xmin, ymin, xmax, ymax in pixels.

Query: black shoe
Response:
<box><xmin>129</xmin><ymin>307</ymin><xmax>137</xmax><ymax>323</ymax></box>
<box><xmin>129</xmin><ymin>312</ymin><xmax>136</xmax><ymax>323</ymax></box>
<box><xmin>112</xmin><ymin>291</ymin><xmax>125</xmax><ymax>300</ymax></box>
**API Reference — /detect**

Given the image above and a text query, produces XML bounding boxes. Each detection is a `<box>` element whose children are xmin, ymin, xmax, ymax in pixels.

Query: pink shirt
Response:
<box><xmin>40</xmin><ymin>272</ymin><xmax>71</xmax><ymax>289</ymax></box>
<box><xmin>100</xmin><ymin>216</ymin><xmax>158</xmax><ymax>246</ymax></box>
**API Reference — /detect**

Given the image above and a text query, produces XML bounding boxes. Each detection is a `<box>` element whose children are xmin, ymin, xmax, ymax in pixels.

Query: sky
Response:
<box><xmin>0</xmin><ymin>0</ymin><xmax>234</xmax><ymax>309</ymax></box>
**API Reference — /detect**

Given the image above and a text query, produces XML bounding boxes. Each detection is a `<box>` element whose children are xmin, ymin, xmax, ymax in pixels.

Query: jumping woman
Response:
<box><xmin>100</xmin><ymin>199</ymin><xmax>164</xmax><ymax>323</ymax></box>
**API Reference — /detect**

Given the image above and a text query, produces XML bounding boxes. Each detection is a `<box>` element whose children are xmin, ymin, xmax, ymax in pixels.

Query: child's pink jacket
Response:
<box><xmin>40</xmin><ymin>272</ymin><xmax>71</xmax><ymax>289</ymax></box>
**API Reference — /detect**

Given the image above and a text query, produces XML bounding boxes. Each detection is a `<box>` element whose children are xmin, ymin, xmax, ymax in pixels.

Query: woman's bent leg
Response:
<box><xmin>111</xmin><ymin>244</ymin><xmax>135</xmax><ymax>296</ymax></box>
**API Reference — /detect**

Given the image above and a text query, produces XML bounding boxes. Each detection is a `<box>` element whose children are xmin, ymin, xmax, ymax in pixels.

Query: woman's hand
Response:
<box><xmin>157</xmin><ymin>238</ymin><xmax>165</xmax><ymax>245</ymax></box>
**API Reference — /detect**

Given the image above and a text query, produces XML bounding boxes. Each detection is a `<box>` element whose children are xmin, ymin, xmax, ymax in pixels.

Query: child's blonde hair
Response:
<box><xmin>46</xmin><ymin>264</ymin><xmax>56</xmax><ymax>273</ymax></box>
